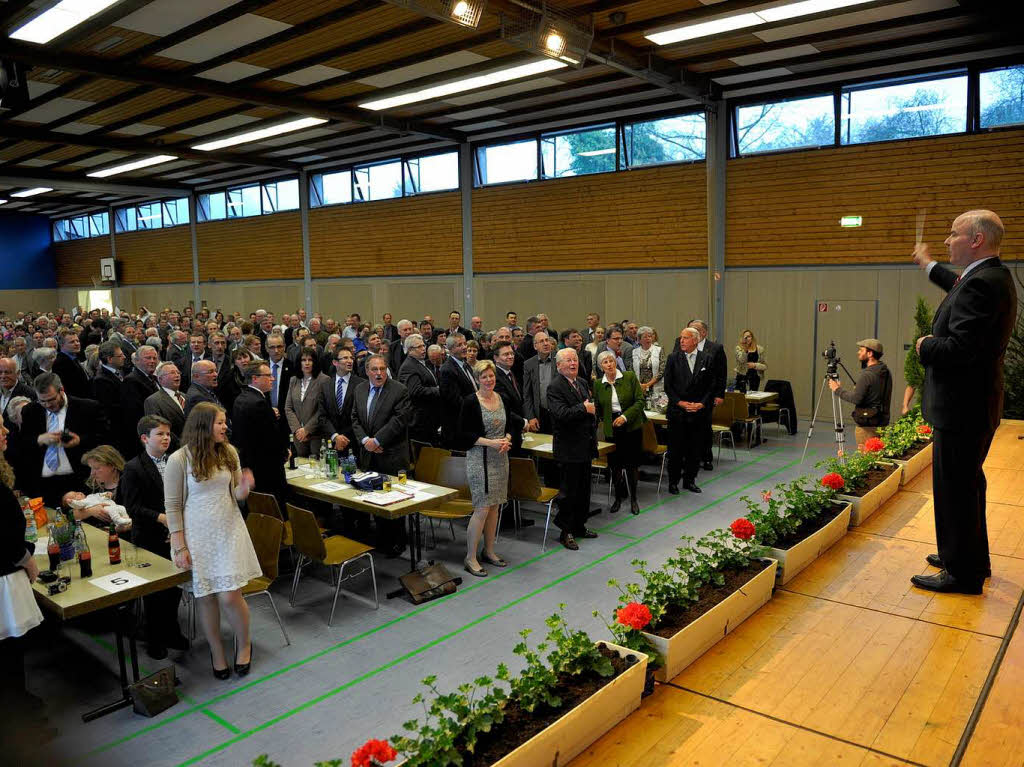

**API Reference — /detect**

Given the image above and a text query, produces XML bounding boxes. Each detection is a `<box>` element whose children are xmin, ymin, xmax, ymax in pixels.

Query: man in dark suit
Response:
<box><xmin>264</xmin><ymin>333</ymin><xmax>295</xmax><ymax>413</ymax></box>
<box><xmin>517</xmin><ymin>316</ymin><xmax>540</xmax><ymax>361</ymax></box>
<box><xmin>398</xmin><ymin>333</ymin><xmax>441</xmax><ymax>446</ymax></box>
<box><xmin>0</xmin><ymin>356</ymin><xmax>34</xmax><ymax>429</ymax></box>
<box><xmin>583</xmin><ymin>312</ymin><xmax>601</xmax><ymax>345</ymax></box>
<box><xmin>167</xmin><ymin>330</ymin><xmax>189</xmax><ymax>369</ymax></box>
<box><xmin>689</xmin><ymin>320</ymin><xmax>728</xmax><ymax>470</ymax></box>
<box><xmin>522</xmin><ymin>332</ymin><xmax>556</xmax><ymax>434</ymax></box>
<box><xmin>444</xmin><ymin>310</ymin><xmax>471</xmax><ymax>341</ymax></box>
<box><xmin>493</xmin><ymin>341</ymin><xmax>528</xmax><ymax>454</ymax></box>
<box><xmin>388</xmin><ymin>319</ymin><xmax>415</xmax><ymax>377</ymax></box>
<box><xmin>121</xmin><ymin>345</ymin><xmax>160</xmax><ymax>457</ymax></box>
<box><xmin>664</xmin><ymin>327</ymin><xmax>715</xmax><ymax>495</ymax></box>
<box><xmin>18</xmin><ymin>372</ymin><xmax>107</xmax><ymax>505</ymax></box>
<box><xmin>183</xmin><ymin>359</ymin><xmax>223</xmax><ymax>419</ymax></box>
<box><xmin>232</xmin><ymin>361</ymin><xmax>290</xmax><ymax>507</ymax></box>
<box><xmin>438</xmin><ymin>334</ymin><xmax>477</xmax><ymax>448</ymax></box>
<box><xmin>380</xmin><ymin>313</ymin><xmax>398</xmax><ymax>344</ymax></box>
<box><xmin>597</xmin><ymin>326</ymin><xmax>634</xmax><ymax>373</ymax></box>
<box><xmin>116</xmin><ymin>415</ymin><xmax>188</xmax><ymax>659</ymax></box>
<box><xmin>491</xmin><ymin>326</ymin><xmax>524</xmax><ymax>387</ymax></box>
<box><xmin>318</xmin><ymin>347</ymin><xmax>363</xmax><ymax>454</ymax></box>
<box><xmin>90</xmin><ymin>341</ymin><xmax>133</xmax><ymax>457</ymax></box>
<box><xmin>351</xmin><ymin>354</ymin><xmax>411</xmax><ymax>554</ymax></box>
<box><xmin>144</xmin><ymin>361</ymin><xmax>186</xmax><ymax>447</ymax></box>
<box><xmin>548</xmin><ymin>348</ymin><xmax>598</xmax><ymax>550</ymax></box>
<box><xmin>910</xmin><ymin>209</ymin><xmax>1017</xmax><ymax>595</ymax></box>
<box><xmin>52</xmin><ymin>329</ymin><xmax>89</xmax><ymax>399</ymax></box>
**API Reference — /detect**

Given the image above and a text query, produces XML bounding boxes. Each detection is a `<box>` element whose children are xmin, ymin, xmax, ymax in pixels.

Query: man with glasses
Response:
<box><xmin>264</xmin><ymin>333</ymin><xmax>295</xmax><ymax>412</ymax></box>
<box><xmin>232</xmin><ymin>362</ymin><xmax>290</xmax><ymax>508</ymax></box>
<box><xmin>318</xmin><ymin>347</ymin><xmax>363</xmax><ymax>454</ymax></box>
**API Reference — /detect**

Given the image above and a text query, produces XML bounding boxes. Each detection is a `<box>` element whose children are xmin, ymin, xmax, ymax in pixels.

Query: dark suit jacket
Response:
<box><xmin>217</xmin><ymin>368</ymin><xmax>244</xmax><ymax>415</ymax></box>
<box><xmin>388</xmin><ymin>337</ymin><xmax>408</xmax><ymax>377</ymax></box>
<box><xmin>664</xmin><ymin>350</ymin><xmax>715</xmax><ymax>423</ymax></box>
<box><xmin>231</xmin><ymin>387</ymin><xmax>289</xmax><ymax>497</ymax></box>
<box><xmin>183</xmin><ymin>382</ymin><xmax>222</xmax><ymax>420</ymax></box>
<box><xmin>700</xmin><ymin>340</ymin><xmax>728</xmax><ymax>399</ymax></box>
<box><xmin>317</xmin><ymin>371</ymin><xmax>364</xmax><ymax>448</ymax></box>
<box><xmin>494</xmin><ymin>364</ymin><xmax>526</xmax><ymax>452</ymax></box>
<box><xmin>144</xmin><ymin>389</ymin><xmax>186</xmax><ymax>442</ymax></box>
<box><xmin>2</xmin><ymin>380</ymin><xmax>34</xmax><ymax>424</ymax></box>
<box><xmin>90</xmin><ymin>366</ymin><xmax>134</xmax><ymax>457</ymax></box>
<box><xmin>398</xmin><ymin>356</ymin><xmax>441</xmax><ymax>442</ymax></box>
<box><xmin>522</xmin><ymin>354</ymin><xmax>557</xmax><ymax>422</ymax></box>
<box><xmin>53</xmin><ymin>351</ymin><xmax>90</xmax><ymax>399</ymax></box>
<box><xmin>350</xmin><ymin>378</ymin><xmax>411</xmax><ymax>474</ymax></box>
<box><xmin>18</xmin><ymin>396</ymin><xmax>107</xmax><ymax>497</ymax></box>
<box><xmin>547</xmin><ymin>374</ymin><xmax>597</xmax><ymax>464</ymax></box>
<box><xmin>456</xmin><ymin>391</ymin><xmax>525</xmax><ymax>453</ymax></box>
<box><xmin>265</xmin><ymin>356</ymin><xmax>295</xmax><ymax>409</ymax></box>
<box><xmin>122</xmin><ymin>368</ymin><xmax>158</xmax><ymax>454</ymax></box>
<box><xmin>439</xmin><ymin>357</ymin><xmax>477</xmax><ymax>446</ymax></box>
<box><xmin>921</xmin><ymin>259</ymin><xmax>1017</xmax><ymax>433</ymax></box>
<box><xmin>116</xmin><ymin>453</ymin><xmax>168</xmax><ymax>555</ymax></box>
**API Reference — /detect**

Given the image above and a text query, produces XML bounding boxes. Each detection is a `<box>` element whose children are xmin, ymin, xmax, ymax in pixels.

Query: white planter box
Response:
<box><xmin>892</xmin><ymin>440</ymin><xmax>933</xmax><ymax>487</ymax></box>
<box><xmin>641</xmin><ymin>560</ymin><xmax>777</xmax><ymax>683</ymax></box>
<box><xmin>769</xmin><ymin>503</ymin><xmax>852</xmax><ymax>585</ymax></box>
<box><xmin>839</xmin><ymin>462</ymin><xmax>902</xmax><ymax>527</ymax></box>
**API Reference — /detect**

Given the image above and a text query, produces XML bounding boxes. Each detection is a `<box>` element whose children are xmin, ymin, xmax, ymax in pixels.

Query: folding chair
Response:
<box><xmin>711</xmin><ymin>398</ymin><xmax>738</xmax><ymax>462</ymax></box>
<box><xmin>243</xmin><ymin>513</ymin><xmax>290</xmax><ymax>646</ymax></box>
<box><xmin>505</xmin><ymin>457</ymin><xmax>560</xmax><ymax>550</ymax></box>
<box><xmin>420</xmin><ymin>455</ymin><xmax>474</xmax><ymax>548</ymax></box>
<box><xmin>640</xmin><ymin>419</ymin><xmax>668</xmax><ymax>493</ymax></box>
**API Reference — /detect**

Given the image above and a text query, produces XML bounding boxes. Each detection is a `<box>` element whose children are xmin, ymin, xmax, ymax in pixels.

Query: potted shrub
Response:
<box><xmin>821</xmin><ymin>448</ymin><xmax>901</xmax><ymax>526</ymax></box>
<box><xmin>739</xmin><ymin>479</ymin><xmax>852</xmax><ymax>585</ymax></box>
<box><xmin>878</xmin><ymin>409</ymin><xmax>934</xmax><ymax>486</ymax></box>
<box><xmin>605</xmin><ymin>528</ymin><xmax>776</xmax><ymax>683</ymax></box>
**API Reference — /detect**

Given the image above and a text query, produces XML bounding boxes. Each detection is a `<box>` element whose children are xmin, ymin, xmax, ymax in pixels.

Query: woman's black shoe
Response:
<box><xmin>630</xmin><ymin>499</ymin><xmax>640</xmax><ymax>515</ymax></box>
<box><xmin>235</xmin><ymin>642</ymin><xmax>253</xmax><ymax>677</ymax></box>
<box><xmin>209</xmin><ymin>649</ymin><xmax>230</xmax><ymax>680</ymax></box>
<box><xmin>609</xmin><ymin>498</ymin><xmax>622</xmax><ymax>514</ymax></box>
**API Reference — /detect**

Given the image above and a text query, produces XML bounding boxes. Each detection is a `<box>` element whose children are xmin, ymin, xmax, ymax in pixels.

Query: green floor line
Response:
<box><xmin>599</xmin><ymin>529</ymin><xmax>638</xmax><ymax>540</ymax></box>
<box><xmin>174</xmin><ymin>456</ymin><xmax>801</xmax><ymax>767</ymax></box>
<box><xmin>88</xmin><ymin>449</ymin><xmax>790</xmax><ymax>757</ymax></box>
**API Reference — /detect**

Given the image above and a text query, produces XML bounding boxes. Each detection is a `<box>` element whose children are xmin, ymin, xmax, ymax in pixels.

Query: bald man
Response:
<box><xmin>910</xmin><ymin>209</ymin><xmax>1016</xmax><ymax>595</ymax></box>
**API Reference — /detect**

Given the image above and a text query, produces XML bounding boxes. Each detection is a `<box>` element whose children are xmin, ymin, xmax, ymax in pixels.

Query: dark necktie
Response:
<box><xmin>508</xmin><ymin>371</ymin><xmax>519</xmax><ymax>397</ymax></box>
<box><xmin>367</xmin><ymin>386</ymin><xmax>380</xmax><ymax>419</ymax></box>
<box><xmin>336</xmin><ymin>377</ymin><xmax>345</xmax><ymax>411</ymax></box>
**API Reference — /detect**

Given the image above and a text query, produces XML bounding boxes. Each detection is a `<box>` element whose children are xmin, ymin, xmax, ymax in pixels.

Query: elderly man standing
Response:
<box><xmin>388</xmin><ymin>319</ymin><xmax>415</xmax><ymax>376</ymax></box>
<box><xmin>398</xmin><ymin>333</ymin><xmax>441</xmax><ymax>446</ymax></box>
<box><xmin>664</xmin><ymin>327</ymin><xmax>714</xmax><ymax>495</ymax></box>
<box><xmin>548</xmin><ymin>348</ymin><xmax>599</xmax><ymax>550</ymax></box>
<box><xmin>910</xmin><ymin>209</ymin><xmax>1016</xmax><ymax>595</ymax></box>
<box><xmin>439</xmin><ymin>333</ymin><xmax>477</xmax><ymax>448</ymax></box>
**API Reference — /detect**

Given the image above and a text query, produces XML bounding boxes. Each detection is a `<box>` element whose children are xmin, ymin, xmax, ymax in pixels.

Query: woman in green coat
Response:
<box><xmin>594</xmin><ymin>350</ymin><xmax>647</xmax><ymax>514</ymax></box>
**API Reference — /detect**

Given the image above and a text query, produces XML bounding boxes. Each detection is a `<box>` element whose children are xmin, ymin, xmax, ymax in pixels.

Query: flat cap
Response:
<box><xmin>856</xmin><ymin>338</ymin><xmax>883</xmax><ymax>354</ymax></box>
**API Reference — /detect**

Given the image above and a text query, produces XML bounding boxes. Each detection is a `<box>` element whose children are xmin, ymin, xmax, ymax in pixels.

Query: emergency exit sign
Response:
<box><xmin>840</xmin><ymin>215</ymin><xmax>863</xmax><ymax>227</ymax></box>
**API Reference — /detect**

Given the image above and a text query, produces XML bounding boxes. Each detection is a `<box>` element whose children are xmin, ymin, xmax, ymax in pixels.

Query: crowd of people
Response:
<box><xmin>0</xmin><ymin>301</ymin><xmax>770</xmax><ymax>705</ymax></box>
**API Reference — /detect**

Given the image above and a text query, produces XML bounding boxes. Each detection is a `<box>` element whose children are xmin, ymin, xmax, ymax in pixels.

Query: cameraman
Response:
<box><xmin>828</xmin><ymin>338</ymin><xmax>892</xmax><ymax>449</ymax></box>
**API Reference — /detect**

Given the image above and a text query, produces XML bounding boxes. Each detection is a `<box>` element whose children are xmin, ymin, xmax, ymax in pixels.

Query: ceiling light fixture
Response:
<box><xmin>383</xmin><ymin>0</ymin><xmax>486</xmax><ymax>29</ymax></box>
<box><xmin>358</xmin><ymin>58</ymin><xmax>567</xmax><ymax>110</ymax></box>
<box><xmin>0</xmin><ymin>199</ymin><xmax>7</xmax><ymax>206</ymax></box>
<box><xmin>500</xmin><ymin>1</ymin><xmax>594</xmax><ymax>69</ymax></box>
<box><xmin>11</xmin><ymin>187</ymin><xmax>52</xmax><ymax>197</ymax></box>
<box><xmin>192</xmin><ymin>117</ymin><xmax>328</xmax><ymax>151</ymax></box>
<box><xmin>10</xmin><ymin>0</ymin><xmax>122</xmax><ymax>45</ymax></box>
<box><xmin>87</xmin><ymin>155</ymin><xmax>177</xmax><ymax>178</ymax></box>
<box><xmin>645</xmin><ymin>0</ymin><xmax>876</xmax><ymax>46</ymax></box>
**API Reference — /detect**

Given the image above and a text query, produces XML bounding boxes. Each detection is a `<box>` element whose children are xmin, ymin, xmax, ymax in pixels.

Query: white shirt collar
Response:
<box><xmin>697</xmin><ymin>338</ymin><xmax>706</xmax><ymax>351</ymax></box>
<box><xmin>603</xmin><ymin>369</ymin><xmax>623</xmax><ymax>384</ymax></box>
<box><xmin>102</xmin><ymin>363</ymin><xmax>121</xmax><ymax>376</ymax></box>
<box><xmin>960</xmin><ymin>256</ymin><xmax>997</xmax><ymax>280</ymax></box>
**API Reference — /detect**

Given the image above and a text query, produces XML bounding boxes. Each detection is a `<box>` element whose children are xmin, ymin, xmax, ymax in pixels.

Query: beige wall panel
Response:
<box><xmin>0</xmin><ymin>288</ymin><xmax>59</xmax><ymax>313</ymax></box>
<box><xmin>479</xmin><ymin>274</ymin><xmax>604</xmax><ymax>337</ymax></box>
<box><xmin>314</xmin><ymin>281</ymin><xmax>376</xmax><ymax>326</ymax></box>
<box><xmin>119</xmin><ymin>284</ymin><xmax>193</xmax><ymax>313</ymax></box>
<box><xmin>382</xmin><ymin>279</ymin><xmax>462</xmax><ymax>326</ymax></box>
<box><xmin>197</xmin><ymin>282</ymin><xmax>303</xmax><ymax>317</ymax></box>
<box><xmin>642</xmin><ymin>271</ymin><xmax>708</xmax><ymax>343</ymax></box>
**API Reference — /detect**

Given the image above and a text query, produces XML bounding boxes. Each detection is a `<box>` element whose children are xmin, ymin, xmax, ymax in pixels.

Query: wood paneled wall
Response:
<box><xmin>309</xmin><ymin>192</ymin><xmax>462</xmax><ymax>277</ymax></box>
<box><xmin>196</xmin><ymin>211</ymin><xmax>302</xmax><ymax>281</ymax></box>
<box><xmin>726</xmin><ymin>130</ymin><xmax>1024</xmax><ymax>265</ymax></box>
<box><xmin>471</xmin><ymin>163</ymin><xmax>708</xmax><ymax>272</ymax></box>
<box><xmin>114</xmin><ymin>227</ymin><xmax>192</xmax><ymax>284</ymax></box>
<box><xmin>53</xmin><ymin>236</ymin><xmax>108</xmax><ymax>287</ymax></box>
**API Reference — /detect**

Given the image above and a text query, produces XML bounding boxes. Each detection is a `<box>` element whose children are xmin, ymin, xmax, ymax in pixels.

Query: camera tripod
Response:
<box><xmin>801</xmin><ymin>362</ymin><xmax>857</xmax><ymax>464</ymax></box>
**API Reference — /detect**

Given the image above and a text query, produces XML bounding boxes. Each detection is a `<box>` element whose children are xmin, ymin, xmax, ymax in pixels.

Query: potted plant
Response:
<box><xmin>739</xmin><ymin>478</ymin><xmax>852</xmax><ymax>585</ymax></box>
<box><xmin>605</xmin><ymin>528</ymin><xmax>776</xmax><ymax>683</ymax></box>
<box><xmin>877</xmin><ymin>409</ymin><xmax>934</xmax><ymax>486</ymax></box>
<box><xmin>821</xmin><ymin>448</ymin><xmax>901</xmax><ymax>526</ymax></box>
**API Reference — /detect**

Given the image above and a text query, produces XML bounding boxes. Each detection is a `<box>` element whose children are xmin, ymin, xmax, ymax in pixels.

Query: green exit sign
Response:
<box><xmin>840</xmin><ymin>215</ymin><xmax>863</xmax><ymax>228</ymax></box>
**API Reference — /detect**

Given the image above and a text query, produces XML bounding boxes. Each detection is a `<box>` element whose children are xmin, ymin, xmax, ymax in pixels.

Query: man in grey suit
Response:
<box><xmin>351</xmin><ymin>354</ymin><xmax>411</xmax><ymax>555</ymax></box>
<box><xmin>144</xmin><ymin>361</ymin><xmax>186</xmax><ymax>447</ymax></box>
<box><xmin>522</xmin><ymin>331</ymin><xmax>556</xmax><ymax>434</ymax></box>
<box><xmin>398</xmin><ymin>333</ymin><xmax>441</xmax><ymax>446</ymax></box>
<box><xmin>594</xmin><ymin>326</ymin><xmax>633</xmax><ymax>374</ymax></box>
<box><xmin>183</xmin><ymin>359</ymin><xmax>222</xmax><ymax>419</ymax></box>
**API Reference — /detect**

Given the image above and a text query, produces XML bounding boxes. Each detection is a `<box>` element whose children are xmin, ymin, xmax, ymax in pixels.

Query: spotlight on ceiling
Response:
<box><xmin>383</xmin><ymin>0</ymin><xmax>487</xmax><ymax>29</ymax></box>
<box><xmin>499</xmin><ymin>1</ymin><xmax>593</xmax><ymax>69</ymax></box>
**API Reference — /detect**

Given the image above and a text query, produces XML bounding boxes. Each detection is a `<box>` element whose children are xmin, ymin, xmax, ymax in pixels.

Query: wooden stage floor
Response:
<box><xmin>571</xmin><ymin>421</ymin><xmax>1024</xmax><ymax>767</ymax></box>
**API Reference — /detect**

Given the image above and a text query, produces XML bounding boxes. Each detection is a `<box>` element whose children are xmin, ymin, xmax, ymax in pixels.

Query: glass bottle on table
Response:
<box><xmin>75</xmin><ymin>522</ymin><xmax>92</xmax><ymax>578</ymax></box>
<box><xmin>21</xmin><ymin>497</ymin><xmax>37</xmax><ymax>543</ymax></box>
<box><xmin>107</xmin><ymin>524</ymin><xmax>121</xmax><ymax>565</ymax></box>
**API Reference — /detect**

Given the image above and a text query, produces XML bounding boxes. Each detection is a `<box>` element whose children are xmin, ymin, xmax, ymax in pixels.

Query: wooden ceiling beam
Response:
<box><xmin>0</xmin><ymin>171</ymin><xmax>189</xmax><ymax>195</ymax></box>
<box><xmin>0</xmin><ymin>75</ymin><xmax>92</xmax><ymax>123</ymax></box>
<box><xmin>49</xmin><ymin>0</ymin><xmax>157</xmax><ymax>52</ymax></box>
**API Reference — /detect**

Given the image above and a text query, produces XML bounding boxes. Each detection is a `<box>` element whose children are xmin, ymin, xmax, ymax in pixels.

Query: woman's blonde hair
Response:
<box><xmin>473</xmin><ymin>359</ymin><xmax>496</xmax><ymax>380</ymax></box>
<box><xmin>82</xmin><ymin>445</ymin><xmax>125</xmax><ymax>489</ymax></box>
<box><xmin>181</xmin><ymin>402</ymin><xmax>238</xmax><ymax>481</ymax></box>
<box><xmin>740</xmin><ymin>329</ymin><xmax>758</xmax><ymax>348</ymax></box>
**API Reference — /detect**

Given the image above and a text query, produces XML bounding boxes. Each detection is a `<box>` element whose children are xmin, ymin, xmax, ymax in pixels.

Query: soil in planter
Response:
<box><xmin>767</xmin><ymin>503</ymin><xmax>845</xmax><ymax>550</ymax></box>
<box><xmin>892</xmin><ymin>441</ymin><xmax>928</xmax><ymax>461</ymax></box>
<box><xmin>648</xmin><ymin>560</ymin><xmax>772</xmax><ymax>640</ymax></box>
<box><xmin>844</xmin><ymin>463</ymin><xmax>899</xmax><ymax>497</ymax></box>
<box><xmin>460</xmin><ymin>647</ymin><xmax>635</xmax><ymax>767</ymax></box>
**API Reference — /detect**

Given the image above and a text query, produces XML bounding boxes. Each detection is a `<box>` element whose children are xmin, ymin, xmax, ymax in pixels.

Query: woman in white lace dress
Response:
<box><xmin>166</xmin><ymin>403</ymin><xmax>260</xmax><ymax>679</ymax></box>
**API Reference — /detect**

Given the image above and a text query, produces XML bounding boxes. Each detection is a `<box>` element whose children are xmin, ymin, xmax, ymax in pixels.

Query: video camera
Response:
<box><xmin>822</xmin><ymin>340</ymin><xmax>841</xmax><ymax>380</ymax></box>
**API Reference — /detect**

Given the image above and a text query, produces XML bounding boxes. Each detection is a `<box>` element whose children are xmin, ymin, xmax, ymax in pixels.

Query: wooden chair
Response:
<box><xmin>247</xmin><ymin>490</ymin><xmax>293</xmax><ymax>550</ymax></box>
<box><xmin>420</xmin><ymin>455</ymin><xmax>474</xmax><ymax>547</ymax></box>
<box><xmin>243</xmin><ymin>513</ymin><xmax>290</xmax><ymax>646</ymax></box>
<box><xmin>640</xmin><ymin>419</ymin><xmax>668</xmax><ymax>493</ymax></box>
<box><xmin>758</xmin><ymin>401</ymin><xmax>791</xmax><ymax>435</ymax></box>
<box><xmin>726</xmin><ymin>391</ymin><xmax>762</xmax><ymax>448</ymax></box>
<box><xmin>287</xmin><ymin>504</ymin><xmax>378</xmax><ymax>626</ymax></box>
<box><xmin>413</xmin><ymin>446</ymin><xmax>451</xmax><ymax>485</ymax></box>
<box><xmin>711</xmin><ymin>398</ymin><xmax>738</xmax><ymax>462</ymax></box>
<box><xmin>506</xmin><ymin>457</ymin><xmax>560</xmax><ymax>550</ymax></box>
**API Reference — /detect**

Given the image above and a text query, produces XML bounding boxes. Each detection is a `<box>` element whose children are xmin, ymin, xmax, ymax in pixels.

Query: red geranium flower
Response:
<box><xmin>916</xmin><ymin>424</ymin><xmax>932</xmax><ymax>435</ymax></box>
<box><xmin>761</xmin><ymin>490</ymin><xmax>772</xmax><ymax>503</ymax></box>
<box><xmin>616</xmin><ymin>602</ymin><xmax>652</xmax><ymax>631</ymax></box>
<box><xmin>351</xmin><ymin>739</ymin><xmax>398</xmax><ymax>767</ymax></box>
<box><xmin>863</xmin><ymin>437</ymin><xmax>885</xmax><ymax>453</ymax></box>
<box><xmin>730</xmin><ymin>518</ymin><xmax>756</xmax><ymax>540</ymax></box>
<box><xmin>821</xmin><ymin>473</ymin><xmax>845</xmax><ymax>490</ymax></box>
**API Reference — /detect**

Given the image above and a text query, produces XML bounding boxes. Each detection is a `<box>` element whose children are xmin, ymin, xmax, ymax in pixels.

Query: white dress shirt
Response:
<box><xmin>41</xmin><ymin>401</ymin><xmax>73</xmax><ymax>478</ymax></box>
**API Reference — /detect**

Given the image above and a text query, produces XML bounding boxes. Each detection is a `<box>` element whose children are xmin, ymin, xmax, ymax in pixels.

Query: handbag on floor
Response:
<box><xmin>394</xmin><ymin>562</ymin><xmax>461</xmax><ymax>604</ymax></box>
<box><xmin>130</xmin><ymin>666</ymin><xmax>179</xmax><ymax>717</ymax></box>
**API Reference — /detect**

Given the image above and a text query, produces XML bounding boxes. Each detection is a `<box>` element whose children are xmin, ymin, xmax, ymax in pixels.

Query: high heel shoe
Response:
<box><xmin>234</xmin><ymin>641</ymin><xmax>253</xmax><ymax>677</ymax></box>
<box><xmin>209</xmin><ymin>649</ymin><xmax>230</xmax><ymax>680</ymax></box>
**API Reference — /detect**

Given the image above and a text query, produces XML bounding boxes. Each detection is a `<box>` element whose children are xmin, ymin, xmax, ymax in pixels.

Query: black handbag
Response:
<box><xmin>851</xmin><ymin>407</ymin><xmax>880</xmax><ymax>426</ymax></box>
<box><xmin>130</xmin><ymin>666</ymin><xmax>179</xmax><ymax>717</ymax></box>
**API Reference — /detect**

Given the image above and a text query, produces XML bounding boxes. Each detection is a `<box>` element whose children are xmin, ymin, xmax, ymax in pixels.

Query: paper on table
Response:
<box><xmin>33</xmin><ymin>537</ymin><xmax>49</xmax><ymax>553</ymax></box>
<box><xmin>90</xmin><ymin>570</ymin><xmax>149</xmax><ymax>593</ymax></box>
<box><xmin>402</xmin><ymin>480</ymin><xmax>430</xmax><ymax>490</ymax></box>
<box><xmin>310</xmin><ymin>481</ymin><xmax>349</xmax><ymax>493</ymax></box>
<box><xmin>361</xmin><ymin>491</ymin><xmax>412</xmax><ymax>506</ymax></box>
<box><xmin>746</xmin><ymin>391</ymin><xmax>773</xmax><ymax>400</ymax></box>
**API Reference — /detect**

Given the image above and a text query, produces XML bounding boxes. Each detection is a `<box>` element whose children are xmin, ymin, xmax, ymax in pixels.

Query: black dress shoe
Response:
<box><xmin>609</xmin><ymin>498</ymin><xmax>622</xmax><ymax>514</ymax></box>
<box><xmin>630</xmin><ymin>499</ymin><xmax>640</xmax><ymax>515</ymax></box>
<box><xmin>559</xmin><ymin>532</ymin><xmax>579</xmax><ymax>550</ymax></box>
<box><xmin>668</xmin><ymin>484</ymin><xmax>680</xmax><ymax>495</ymax></box>
<box><xmin>580</xmin><ymin>528</ymin><xmax>598</xmax><ymax>539</ymax></box>
<box><xmin>910</xmin><ymin>570</ymin><xmax>983</xmax><ymax>595</ymax></box>
<box><xmin>702</xmin><ymin>461</ymin><xmax>714</xmax><ymax>471</ymax></box>
<box><xmin>683</xmin><ymin>482</ymin><xmax>702</xmax><ymax>494</ymax></box>
<box><xmin>926</xmin><ymin>554</ymin><xmax>991</xmax><ymax>578</ymax></box>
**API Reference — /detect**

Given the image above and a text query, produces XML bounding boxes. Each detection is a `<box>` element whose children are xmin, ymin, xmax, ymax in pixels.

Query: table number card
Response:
<box><xmin>90</xmin><ymin>570</ymin><xmax>149</xmax><ymax>593</ymax></box>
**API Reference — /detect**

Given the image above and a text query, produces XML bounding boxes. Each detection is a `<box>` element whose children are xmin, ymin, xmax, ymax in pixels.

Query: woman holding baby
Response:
<box><xmin>63</xmin><ymin>445</ymin><xmax>128</xmax><ymax>526</ymax></box>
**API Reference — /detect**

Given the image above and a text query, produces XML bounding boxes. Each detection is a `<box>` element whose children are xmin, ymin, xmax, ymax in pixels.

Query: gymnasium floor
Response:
<box><xmin>29</xmin><ymin>423</ymin><xmax>1024</xmax><ymax>767</ymax></box>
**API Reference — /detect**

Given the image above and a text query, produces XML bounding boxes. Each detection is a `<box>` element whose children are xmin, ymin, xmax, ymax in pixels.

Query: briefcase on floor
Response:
<box><xmin>396</xmin><ymin>562</ymin><xmax>462</xmax><ymax>604</ymax></box>
<box><xmin>130</xmin><ymin>666</ymin><xmax>179</xmax><ymax>717</ymax></box>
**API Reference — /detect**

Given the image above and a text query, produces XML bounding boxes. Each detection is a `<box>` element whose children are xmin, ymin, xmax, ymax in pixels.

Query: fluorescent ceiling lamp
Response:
<box><xmin>0</xmin><ymin>199</ymin><xmax>7</xmax><ymax>206</ymax></box>
<box><xmin>87</xmin><ymin>155</ymin><xmax>177</xmax><ymax>178</ymax></box>
<box><xmin>645</xmin><ymin>0</ymin><xmax>876</xmax><ymax>45</ymax></box>
<box><xmin>11</xmin><ymin>187</ymin><xmax>53</xmax><ymax>197</ymax></box>
<box><xmin>192</xmin><ymin>117</ymin><xmax>328</xmax><ymax>151</ymax></box>
<box><xmin>577</xmin><ymin>148</ymin><xmax>615</xmax><ymax>156</ymax></box>
<box><xmin>10</xmin><ymin>0</ymin><xmax>121</xmax><ymax>44</ymax></box>
<box><xmin>840</xmin><ymin>215</ymin><xmax>863</xmax><ymax>227</ymax></box>
<box><xmin>359</xmin><ymin>58</ymin><xmax>568</xmax><ymax>111</ymax></box>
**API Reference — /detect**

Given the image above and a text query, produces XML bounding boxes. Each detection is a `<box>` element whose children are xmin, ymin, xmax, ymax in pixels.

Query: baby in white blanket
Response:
<box><xmin>62</xmin><ymin>491</ymin><xmax>133</xmax><ymax>530</ymax></box>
